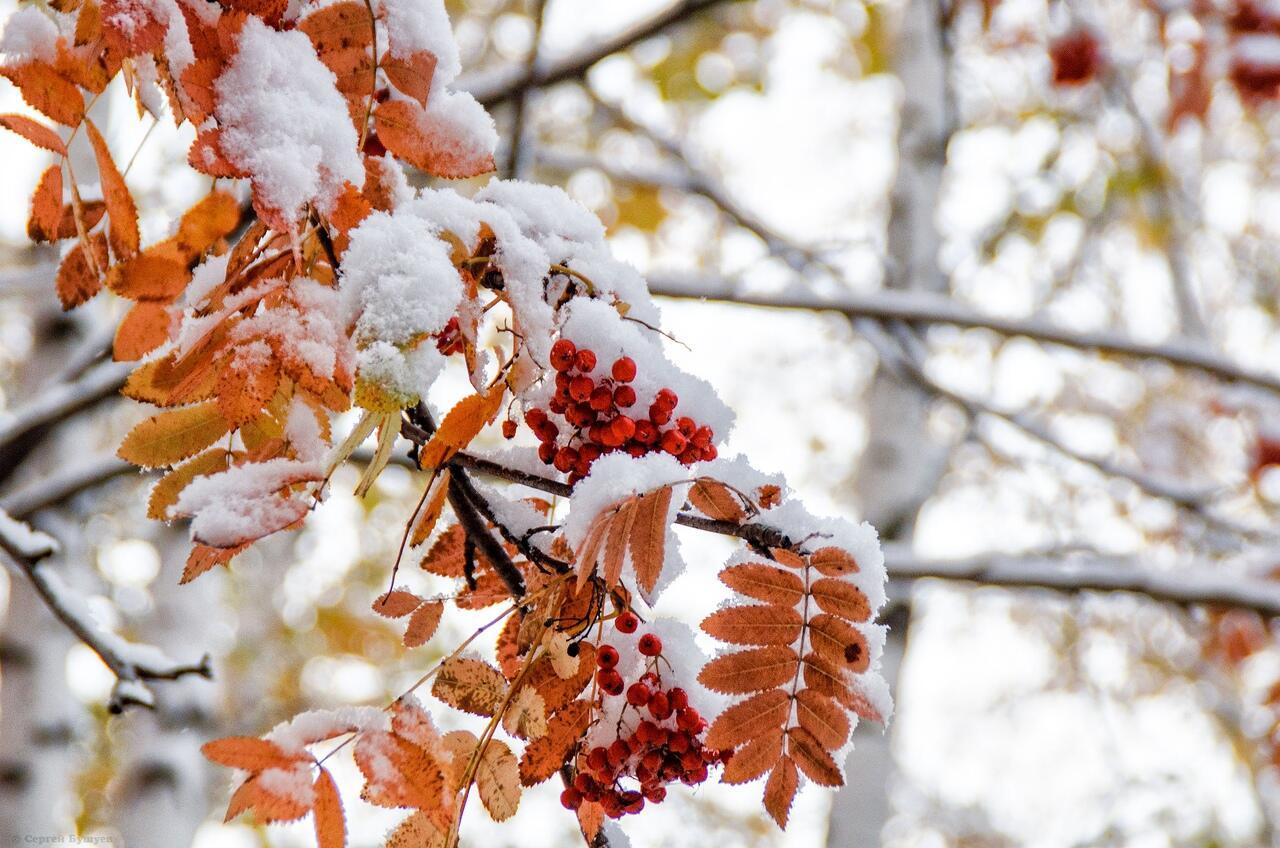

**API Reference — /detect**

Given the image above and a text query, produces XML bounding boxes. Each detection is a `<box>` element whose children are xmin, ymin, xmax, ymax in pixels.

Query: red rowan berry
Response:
<box><xmin>600</xmin><ymin>793</ymin><xmax>622</xmax><ymax>819</ymax></box>
<box><xmin>574</xmin><ymin>773</ymin><xmax>597</xmax><ymax>793</ymax></box>
<box><xmin>636</xmin><ymin>720</ymin><xmax>659</xmax><ymax>743</ymax></box>
<box><xmin>648</xmin><ymin>692</ymin><xmax>671</xmax><ymax>720</ymax></box>
<box><xmin>565</xmin><ymin>403</ymin><xmax>592</xmax><ymax>428</ymax></box>
<box><xmin>649</xmin><ymin>404</ymin><xmax>672</xmax><ymax>426</ymax></box>
<box><xmin>643</xmin><ymin>785</ymin><xmax>667</xmax><ymax>803</ymax></box>
<box><xmin>627</xmin><ymin>445</ymin><xmax>646</xmax><ymax>458</ymax></box>
<box><xmin>555</xmin><ymin>371</ymin><xmax>572</xmax><ymax>391</ymax></box>
<box><xmin>677</xmin><ymin>417</ymin><xmax>696</xmax><ymax>436</ymax></box>
<box><xmin>669</xmin><ymin>688</ymin><xmax>688</xmax><ymax>710</ymax></box>
<box><xmin>627</xmin><ymin>682</ymin><xmax>651</xmax><ymax>706</ymax></box>
<box><xmin>615</xmin><ymin>612</ymin><xmax>639</xmax><ymax>633</ymax></box>
<box><xmin>587</xmin><ymin>747</ymin><xmax>609</xmax><ymax>773</ymax></box>
<box><xmin>554</xmin><ymin>447</ymin><xmax>578</xmax><ymax>474</ymax></box>
<box><xmin>634</xmin><ymin>420</ymin><xmax>658</xmax><ymax>445</ymax></box>
<box><xmin>548</xmin><ymin>396</ymin><xmax>568</xmax><ymax>415</ymax></box>
<box><xmin>613</xmin><ymin>385</ymin><xmax>637</xmax><ymax>408</ymax></box>
<box><xmin>575</xmin><ymin>349</ymin><xmax>598</xmax><ymax>372</ymax></box>
<box><xmin>597</xmin><ymin>644</ymin><xmax>619</xmax><ymax>668</ymax></box>
<box><xmin>551</xmin><ymin>339</ymin><xmax>576</xmax><ymax>371</ymax></box>
<box><xmin>608</xmin><ymin>739</ymin><xmax>631</xmax><ymax>764</ymax></box>
<box><xmin>668</xmin><ymin>731</ymin><xmax>689</xmax><ymax>753</ymax></box>
<box><xmin>680</xmin><ymin>750</ymin><xmax>702</xmax><ymax>771</ymax></box>
<box><xmin>535</xmin><ymin>421</ymin><xmax>559</xmax><ymax>443</ymax></box>
<box><xmin>538</xmin><ymin>443</ymin><xmax>556</xmax><ymax>465</ymax></box>
<box><xmin>580</xmin><ymin>443</ymin><xmax>602</xmax><ymax>464</ymax></box>
<box><xmin>560</xmin><ymin>787</ymin><xmax>582</xmax><ymax>810</ymax></box>
<box><xmin>621</xmin><ymin>791</ymin><xmax>644</xmax><ymax>814</ymax></box>
<box><xmin>590</xmin><ymin>386</ymin><xmax>614</xmax><ymax>411</ymax></box>
<box><xmin>692</xmin><ymin>426</ymin><xmax>713</xmax><ymax>448</ymax></box>
<box><xmin>597</xmin><ymin>669</ymin><xmax>624</xmax><ymax>696</ymax></box>
<box><xmin>611</xmin><ymin>415</ymin><xmax>636</xmax><ymax>443</ymax></box>
<box><xmin>655</xmin><ymin>388</ymin><xmax>678</xmax><ymax>410</ymax></box>
<box><xmin>569</xmin><ymin>375</ymin><xmax>593</xmax><ymax>402</ymax></box>
<box><xmin>678</xmin><ymin>448</ymin><xmax>699</xmax><ymax>465</ymax></box>
<box><xmin>703</xmin><ymin>444</ymin><xmax>718</xmax><ymax>460</ymax></box>
<box><xmin>676</xmin><ymin>707</ymin><xmax>701</xmax><ymax>731</ymax></box>
<box><xmin>611</xmin><ymin>357</ymin><xmax>637</xmax><ymax>383</ymax></box>
<box><xmin>524</xmin><ymin>408</ymin><xmax>547</xmax><ymax>428</ymax></box>
<box><xmin>661</xmin><ymin>430</ymin><xmax>687</xmax><ymax>456</ymax></box>
<box><xmin>638</xmin><ymin>633</ymin><xmax>662</xmax><ymax>656</ymax></box>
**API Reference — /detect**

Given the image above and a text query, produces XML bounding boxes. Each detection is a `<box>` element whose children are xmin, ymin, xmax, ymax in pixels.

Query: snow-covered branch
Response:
<box><xmin>0</xmin><ymin>361</ymin><xmax>130</xmax><ymax>458</ymax></box>
<box><xmin>647</xmin><ymin>278</ymin><xmax>1280</xmax><ymax>396</ymax></box>
<box><xmin>0</xmin><ymin>509</ymin><xmax>210</xmax><ymax>713</ymax></box>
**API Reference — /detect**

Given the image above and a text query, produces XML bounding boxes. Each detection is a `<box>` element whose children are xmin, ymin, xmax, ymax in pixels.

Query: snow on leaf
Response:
<box><xmin>85</xmin><ymin>118</ymin><xmax>140</xmax><ymax>261</ymax></box>
<box><xmin>0</xmin><ymin>112</ymin><xmax>65</xmax><ymax>155</ymax></box>
<box><xmin>118</xmin><ymin>400</ymin><xmax>231</xmax><ymax>468</ymax></box>
<box><xmin>27</xmin><ymin>163</ymin><xmax>62</xmax><ymax>244</ymax></box>
<box><xmin>431</xmin><ymin>657</ymin><xmax>506</xmax><ymax>716</ymax></box>
<box><xmin>353</xmin><ymin>730</ymin><xmax>445</xmax><ymax>810</ymax></box>
<box><xmin>382</xmin><ymin>50</ymin><xmax>435</xmax><ymax>106</ymax></box>
<box><xmin>373</xmin><ymin>96</ymin><xmax>495</xmax><ymax>180</ymax></box>
<box><xmin>147</xmin><ymin>447</ymin><xmax>230</xmax><ymax>520</ymax></box>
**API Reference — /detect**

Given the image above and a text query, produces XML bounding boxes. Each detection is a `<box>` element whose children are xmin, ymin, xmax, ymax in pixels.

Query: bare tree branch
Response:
<box><xmin>0</xmin><ymin>510</ymin><xmax>210</xmax><ymax>714</ymax></box>
<box><xmin>463</xmin><ymin>0</ymin><xmax>735</xmax><ymax>107</ymax></box>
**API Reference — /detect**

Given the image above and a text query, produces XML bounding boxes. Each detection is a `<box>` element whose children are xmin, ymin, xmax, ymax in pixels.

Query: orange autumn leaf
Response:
<box><xmin>181</xmin><ymin>542</ymin><xmax>246</xmax><ymax>583</ymax></box>
<box><xmin>113</xmin><ymin>301</ymin><xmax>172</xmax><ymax>361</ymax></box>
<box><xmin>176</xmin><ymin>190</ymin><xmax>242</xmax><ymax>257</ymax></box>
<box><xmin>431</xmin><ymin>657</ymin><xmax>506</xmax><ymax>716</ymax></box>
<box><xmin>298</xmin><ymin>1</ymin><xmax>372</xmax><ymax>55</ymax></box>
<box><xmin>809</xmin><ymin>577</ymin><xmax>871</xmax><ymax>623</ymax></box>
<box><xmin>718</xmin><ymin>561</ymin><xmax>804</xmax><ymax>607</ymax></box>
<box><xmin>807</xmin><ymin>613</ymin><xmax>870</xmax><ymax>673</ymax></box>
<box><xmin>630</xmin><ymin>486</ymin><xmax>672</xmax><ymax>596</ymax></box>
<box><xmin>0</xmin><ymin>113</ymin><xmax>66</xmax><ymax>155</ymax></box>
<box><xmin>312</xmin><ymin>769</ymin><xmax>346</xmax><ymax>848</ymax></box>
<box><xmin>53</xmin><ymin>200</ymin><xmax>105</xmax><ymax>241</ymax></box>
<box><xmin>373</xmin><ymin>98</ymin><xmax>494</xmax><ymax>180</ymax></box>
<box><xmin>518</xmin><ymin>699</ymin><xmax>590</xmax><ymax>786</ymax></box>
<box><xmin>84</xmin><ymin>118</ymin><xmax>140</xmax><ymax>260</ymax></box>
<box><xmin>701</xmin><ymin>604</ymin><xmax>803</xmax><ymax>647</ymax></box>
<box><xmin>688</xmin><ymin>477</ymin><xmax>745</xmax><ymax>522</ymax></box>
<box><xmin>722</xmin><ymin>728</ymin><xmax>783</xmax><ymax>785</ymax></box>
<box><xmin>809</xmin><ymin>546</ymin><xmax>858</xmax><ymax>576</ymax></box>
<box><xmin>148</xmin><ymin>448</ymin><xmax>231</xmax><ymax>521</ymax></box>
<box><xmin>215</xmin><ymin>356</ymin><xmax>282</xmax><ymax>428</ymax></box>
<box><xmin>403</xmin><ymin>600</ymin><xmax>444</xmax><ymax>648</ymax></box>
<box><xmin>418</xmin><ymin>388</ymin><xmax>506</xmax><ymax>469</ymax></box>
<box><xmin>786</xmin><ymin>726</ymin><xmax>841</xmax><ymax>786</ymax></box>
<box><xmin>409</xmin><ymin>470</ymin><xmax>451</xmax><ymax>547</ymax></box>
<box><xmin>794</xmin><ymin>689</ymin><xmax>850</xmax><ymax>751</ymax></box>
<box><xmin>201</xmin><ymin>736</ymin><xmax>297</xmax><ymax>771</ymax></box>
<box><xmin>697</xmin><ymin>646</ymin><xmax>798</xmax><ymax>695</ymax></box>
<box><xmin>763</xmin><ymin>756</ymin><xmax>798</xmax><ymax>829</ymax></box>
<box><xmin>2</xmin><ymin>63</ymin><xmax>85</xmax><ymax>126</ymax></box>
<box><xmin>704</xmin><ymin>688</ymin><xmax>790</xmax><ymax>751</ymax></box>
<box><xmin>117</xmin><ymin>400</ymin><xmax>231</xmax><ymax>468</ymax></box>
<box><xmin>421</xmin><ymin>523</ymin><xmax>465</xmax><ymax>576</ymax></box>
<box><xmin>373</xmin><ymin>589</ymin><xmax>424</xmax><ymax>618</ymax></box>
<box><xmin>353</xmin><ymin>731</ymin><xmax>445</xmax><ymax>810</ymax></box>
<box><xmin>382</xmin><ymin>50</ymin><xmax>436</xmax><ymax>107</ymax></box>
<box><xmin>225</xmin><ymin>769</ymin><xmax>312</xmax><ymax>824</ymax></box>
<box><xmin>27</xmin><ymin>164</ymin><xmax>62</xmax><ymax>243</ymax></box>
<box><xmin>105</xmin><ymin>248</ymin><xmax>191</xmax><ymax>302</ymax></box>
<box><xmin>54</xmin><ymin>231</ymin><xmax>108</xmax><ymax>309</ymax></box>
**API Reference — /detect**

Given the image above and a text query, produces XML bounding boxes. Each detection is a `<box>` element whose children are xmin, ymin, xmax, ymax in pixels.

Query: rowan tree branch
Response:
<box><xmin>0</xmin><ymin>510</ymin><xmax>211</xmax><ymax>714</ymax></box>
<box><xmin>463</xmin><ymin>0</ymin><xmax>735</xmax><ymax>107</ymax></box>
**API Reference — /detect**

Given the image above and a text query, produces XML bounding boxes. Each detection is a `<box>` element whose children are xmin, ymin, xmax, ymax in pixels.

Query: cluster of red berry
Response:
<box><xmin>510</xmin><ymin>338</ymin><xmax>718</xmax><ymax>486</ymax></box>
<box><xmin>559</xmin><ymin>612</ymin><xmax>730</xmax><ymax>819</ymax></box>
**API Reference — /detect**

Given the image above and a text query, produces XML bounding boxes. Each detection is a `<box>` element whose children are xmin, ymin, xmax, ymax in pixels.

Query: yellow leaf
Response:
<box><xmin>431</xmin><ymin>657</ymin><xmax>506</xmax><ymax>717</ymax></box>
<box><xmin>118</xmin><ymin>401</ymin><xmax>230</xmax><ymax>468</ymax></box>
<box><xmin>474</xmin><ymin>739</ymin><xmax>520</xmax><ymax>822</ymax></box>
<box><xmin>354</xmin><ymin>412</ymin><xmax>401</xmax><ymax>497</ymax></box>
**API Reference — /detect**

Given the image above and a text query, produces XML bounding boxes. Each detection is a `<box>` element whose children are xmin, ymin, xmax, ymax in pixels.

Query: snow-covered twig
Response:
<box><xmin>0</xmin><ymin>361</ymin><xmax>131</xmax><ymax>459</ymax></box>
<box><xmin>646</xmin><ymin>278</ymin><xmax>1280</xmax><ymax>396</ymax></box>
<box><xmin>0</xmin><ymin>509</ymin><xmax>211</xmax><ymax>713</ymax></box>
<box><xmin>0</xmin><ymin>456</ymin><xmax>132</xmax><ymax>519</ymax></box>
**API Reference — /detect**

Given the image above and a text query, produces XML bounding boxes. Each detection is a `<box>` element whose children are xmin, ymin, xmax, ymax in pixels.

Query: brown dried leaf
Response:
<box><xmin>417</xmin><ymin>389</ymin><xmax>505</xmax><ymax>469</ymax></box>
<box><xmin>629</xmin><ymin>485</ymin><xmax>671</xmax><ymax>597</ymax></box>
<box><xmin>55</xmin><ymin>231</ymin><xmax>107</xmax><ymax>309</ymax></box>
<box><xmin>794</xmin><ymin>689</ymin><xmax>850</xmax><ymax>751</ymax></box>
<box><xmin>701</xmin><ymin>604</ymin><xmax>803</xmax><ymax>647</ymax></box>
<box><xmin>719</xmin><ymin>561</ymin><xmax>804</xmax><ymax>606</ymax></box>
<box><xmin>475</xmin><ymin>739</ymin><xmax>521</xmax><ymax>821</ymax></box>
<box><xmin>601</xmin><ymin>496</ymin><xmax>638</xmax><ymax>590</ymax></box>
<box><xmin>496</xmin><ymin>613</ymin><xmax>522</xmax><ymax>680</ymax></box>
<box><xmin>722</xmin><ymin>727</ymin><xmax>783</xmax><ymax>785</ymax></box>
<box><xmin>697</xmin><ymin>646</ymin><xmax>798</xmax><ymax>695</ymax></box>
<box><xmin>501</xmin><ymin>685</ymin><xmax>547</xmax><ymax>740</ymax></box>
<box><xmin>421</xmin><ymin>523</ymin><xmax>465</xmax><ymax>576</ymax></box>
<box><xmin>809</xmin><ymin>546</ymin><xmax>858</xmax><ymax>576</ymax></box>
<box><xmin>689</xmin><ymin>478</ymin><xmax>745</xmax><ymax>522</ymax></box>
<box><xmin>409</xmin><ymin>470</ymin><xmax>451</xmax><ymax>548</ymax></box>
<box><xmin>808</xmin><ymin>613</ymin><xmax>870</xmax><ymax>673</ymax></box>
<box><xmin>786</xmin><ymin>726</ymin><xmax>842</xmax><ymax>787</ymax></box>
<box><xmin>809</xmin><ymin>577</ymin><xmax>871</xmax><ymax>623</ymax></box>
<box><xmin>403</xmin><ymin>601</ymin><xmax>444</xmax><ymax>648</ymax></box>
<box><xmin>27</xmin><ymin>164</ymin><xmax>62</xmax><ymax>243</ymax></box>
<box><xmin>432</xmin><ymin>657</ymin><xmax>506</xmax><ymax>716</ymax></box>
<box><xmin>518</xmin><ymin>699</ymin><xmax>589</xmax><ymax>786</ymax></box>
<box><xmin>763</xmin><ymin>756</ymin><xmax>798</xmax><ymax>829</ymax></box>
<box><xmin>373</xmin><ymin>589</ymin><xmax>424</xmax><ymax>618</ymax></box>
<box><xmin>181</xmin><ymin>542</ymin><xmax>245</xmax><ymax>583</ymax></box>
<box><xmin>385</xmin><ymin>810</ymin><xmax>448</xmax><ymax>848</ymax></box>
<box><xmin>577</xmin><ymin>800</ymin><xmax>605</xmax><ymax>844</ymax></box>
<box><xmin>705</xmin><ymin>688</ymin><xmax>790</xmax><ymax>751</ymax></box>
<box><xmin>118</xmin><ymin>400</ymin><xmax>230</xmax><ymax>468</ymax></box>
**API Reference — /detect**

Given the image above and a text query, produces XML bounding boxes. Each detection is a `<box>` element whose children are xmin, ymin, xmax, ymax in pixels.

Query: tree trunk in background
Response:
<box><xmin>827</xmin><ymin>0</ymin><xmax>952</xmax><ymax>844</ymax></box>
<box><xmin>108</xmin><ymin>527</ymin><xmax>219</xmax><ymax>848</ymax></box>
<box><xmin>0</xmin><ymin>572</ymin><xmax>81</xmax><ymax>842</ymax></box>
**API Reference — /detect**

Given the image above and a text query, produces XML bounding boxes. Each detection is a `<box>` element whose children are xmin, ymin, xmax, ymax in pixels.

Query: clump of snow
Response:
<box><xmin>1235</xmin><ymin>33</ymin><xmax>1280</xmax><ymax>70</ymax></box>
<box><xmin>0</xmin><ymin>6</ymin><xmax>60</xmax><ymax>64</ymax></box>
<box><xmin>0</xmin><ymin>508</ymin><xmax>58</xmax><ymax>558</ymax></box>
<box><xmin>173</xmin><ymin>458</ymin><xmax>321</xmax><ymax>546</ymax></box>
<box><xmin>266</xmin><ymin>705</ymin><xmax>388</xmax><ymax>753</ymax></box>
<box><xmin>258</xmin><ymin>762</ymin><xmax>316</xmax><ymax>807</ymax></box>
<box><xmin>285</xmin><ymin>395</ymin><xmax>326</xmax><ymax>462</ymax></box>
<box><xmin>476</xmin><ymin>180</ymin><xmax>607</xmax><ymax>247</ymax></box>
<box><xmin>214</xmin><ymin>17</ymin><xmax>362</xmax><ymax>224</ymax></box>
<box><xmin>377</xmin><ymin>0</ymin><xmax>459</xmax><ymax>77</ymax></box>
